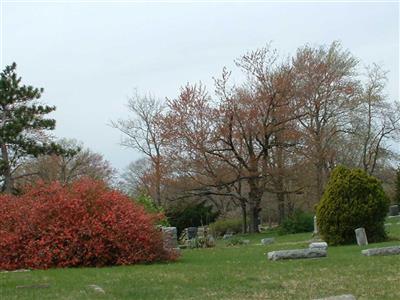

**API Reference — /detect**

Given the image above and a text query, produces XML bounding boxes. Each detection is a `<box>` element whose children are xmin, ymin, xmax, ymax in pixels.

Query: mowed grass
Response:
<box><xmin>1</xmin><ymin>216</ymin><xmax>400</xmax><ymax>300</ymax></box>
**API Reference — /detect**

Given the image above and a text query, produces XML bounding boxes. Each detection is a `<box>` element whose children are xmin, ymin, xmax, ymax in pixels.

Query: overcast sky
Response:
<box><xmin>1</xmin><ymin>1</ymin><xmax>399</xmax><ymax>173</ymax></box>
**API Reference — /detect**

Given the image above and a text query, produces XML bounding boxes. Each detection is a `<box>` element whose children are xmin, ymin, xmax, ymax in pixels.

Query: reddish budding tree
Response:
<box><xmin>114</xmin><ymin>41</ymin><xmax>399</xmax><ymax>229</ymax></box>
<box><xmin>162</xmin><ymin>46</ymin><xmax>302</xmax><ymax>232</ymax></box>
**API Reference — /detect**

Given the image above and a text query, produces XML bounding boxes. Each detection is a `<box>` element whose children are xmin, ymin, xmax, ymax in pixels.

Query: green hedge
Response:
<box><xmin>278</xmin><ymin>210</ymin><xmax>314</xmax><ymax>235</ymax></box>
<box><xmin>209</xmin><ymin>218</ymin><xmax>243</xmax><ymax>236</ymax></box>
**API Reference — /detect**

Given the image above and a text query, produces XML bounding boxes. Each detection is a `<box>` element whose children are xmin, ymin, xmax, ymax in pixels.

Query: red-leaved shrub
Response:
<box><xmin>0</xmin><ymin>179</ymin><xmax>176</xmax><ymax>270</ymax></box>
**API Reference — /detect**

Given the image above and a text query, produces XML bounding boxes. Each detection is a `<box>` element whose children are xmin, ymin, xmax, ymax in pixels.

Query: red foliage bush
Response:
<box><xmin>0</xmin><ymin>179</ymin><xmax>176</xmax><ymax>270</ymax></box>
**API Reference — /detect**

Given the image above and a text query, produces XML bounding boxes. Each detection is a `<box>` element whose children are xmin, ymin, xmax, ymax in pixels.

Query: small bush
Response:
<box><xmin>225</xmin><ymin>236</ymin><xmax>248</xmax><ymax>247</ymax></box>
<box><xmin>209</xmin><ymin>218</ymin><xmax>243</xmax><ymax>236</ymax></box>
<box><xmin>0</xmin><ymin>179</ymin><xmax>175</xmax><ymax>271</ymax></box>
<box><xmin>278</xmin><ymin>210</ymin><xmax>314</xmax><ymax>235</ymax></box>
<box><xmin>135</xmin><ymin>193</ymin><xmax>169</xmax><ymax>226</ymax></box>
<box><xmin>316</xmin><ymin>166</ymin><xmax>390</xmax><ymax>245</ymax></box>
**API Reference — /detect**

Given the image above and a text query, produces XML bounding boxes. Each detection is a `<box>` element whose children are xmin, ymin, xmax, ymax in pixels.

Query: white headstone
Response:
<box><xmin>355</xmin><ymin>227</ymin><xmax>368</xmax><ymax>246</ymax></box>
<box><xmin>313</xmin><ymin>215</ymin><xmax>319</xmax><ymax>235</ymax></box>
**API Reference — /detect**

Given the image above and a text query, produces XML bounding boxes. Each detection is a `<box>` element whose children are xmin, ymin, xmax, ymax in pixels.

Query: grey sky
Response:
<box><xmin>1</xmin><ymin>1</ymin><xmax>399</xmax><ymax>172</ymax></box>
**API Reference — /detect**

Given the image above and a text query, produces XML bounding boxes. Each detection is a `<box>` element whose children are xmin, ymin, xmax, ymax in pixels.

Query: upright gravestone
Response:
<box><xmin>389</xmin><ymin>205</ymin><xmax>399</xmax><ymax>216</ymax></box>
<box><xmin>187</xmin><ymin>227</ymin><xmax>198</xmax><ymax>239</ymax></box>
<box><xmin>161</xmin><ymin>227</ymin><xmax>180</xmax><ymax>254</ymax></box>
<box><xmin>355</xmin><ymin>227</ymin><xmax>368</xmax><ymax>246</ymax></box>
<box><xmin>197</xmin><ymin>227</ymin><xmax>206</xmax><ymax>239</ymax></box>
<box><xmin>313</xmin><ymin>215</ymin><xmax>319</xmax><ymax>235</ymax></box>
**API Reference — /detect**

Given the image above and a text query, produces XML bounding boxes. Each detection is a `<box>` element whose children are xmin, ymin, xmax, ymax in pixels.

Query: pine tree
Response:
<box><xmin>0</xmin><ymin>63</ymin><xmax>73</xmax><ymax>193</ymax></box>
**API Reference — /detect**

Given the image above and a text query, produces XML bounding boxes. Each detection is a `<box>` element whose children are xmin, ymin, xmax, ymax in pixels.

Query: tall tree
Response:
<box><xmin>111</xmin><ymin>92</ymin><xmax>166</xmax><ymax>206</ymax></box>
<box><xmin>292</xmin><ymin>41</ymin><xmax>359</xmax><ymax>201</ymax></box>
<box><xmin>164</xmin><ymin>46</ymin><xmax>300</xmax><ymax>232</ymax></box>
<box><xmin>355</xmin><ymin>64</ymin><xmax>400</xmax><ymax>175</ymax></box>
<box><xmin>15</xmin><ymin>139</ymin><xmax>115</xmax><ymax>187</ymax></box>
<box><xmin>0</xmin><ymin>63</ymin><xmax>71</xmax><ymax>193</ymax></box>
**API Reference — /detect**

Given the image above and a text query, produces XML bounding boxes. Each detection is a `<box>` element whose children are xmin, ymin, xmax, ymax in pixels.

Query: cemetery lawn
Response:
<box><xmin>1</xmin><ymin>216</ymin><xmax>400</xmax><ymax>300</ymax></box>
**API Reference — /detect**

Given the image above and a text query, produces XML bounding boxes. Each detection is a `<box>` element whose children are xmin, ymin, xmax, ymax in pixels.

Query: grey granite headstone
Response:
<box><xmin>355</xmin><ymin>228</ymin><xmax>368</xmax><ymax>246</ymax></box>
<box><xmin>187</xmin><ymin>227</ymin><xmax>198</xmax><ymax>239</ymax></box>
<box><xmin>389</xmin><ymin>205</ymin><xmax>399</xmax><ymax>216</ymax></box>
<box><xmin>267</xmin><ymin>248</ymin><xmax>327</xmax><ymax>261</ymax></box>
<box><xmin>361</xmin><ymin>245</ymin><xmax>400</xmax><ymax>256</ymax></box>
<box><xmin>161</xmin><ymin>226</ymin><xmax>180</xmax><ymax>254</ymax></box>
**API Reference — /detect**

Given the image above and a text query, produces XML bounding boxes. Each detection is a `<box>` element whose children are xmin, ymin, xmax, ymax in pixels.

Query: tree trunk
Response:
<box><xmin>248</xmin><ymin>202</ymin><xmax>261</xmax><ymax>233</ymax></box>
<box><xmin>287</xmin><ymin>197</ymin><xmax>294</xmax><ymax>216</ymax></box>
<box><xmin>247</xmin><ymin>177</ymin><xmax>263</xmax><ymax>233</ymax></box>
<box><xmin>154</xmin><ymin>156</ymin><xmax>162</xmax><ymax>207</ymax></box>
<box><xmin>315</xmin><ymin>160</ymin><xmax>324</xmax><ymax>201</ymax></box>
<box><xmin>1</xmin><ymin>143</ymin><xmax>13</xmax><ymax>194</ymax></box>
<box><xmin>277</xmin><ymin>192</ymin><xmax>285</xmax><ymax>224</ymax></box>
<box><xmin>240</xmin><ymin>201</ymin><xmax>247</xmax><ymax>233</ymax></box>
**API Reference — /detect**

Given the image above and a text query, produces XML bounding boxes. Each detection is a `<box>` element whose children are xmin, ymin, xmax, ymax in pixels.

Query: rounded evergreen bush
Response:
<box><xmin>316</xmin><ymin>166</ymin><xmax>389</xmax><ymax>245</ymax></box>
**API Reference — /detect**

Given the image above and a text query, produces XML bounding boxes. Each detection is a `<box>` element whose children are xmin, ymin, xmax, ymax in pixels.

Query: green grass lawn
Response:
<box><xmin>1</xmin><ymin>216</ymin><xmax>400</xmax><ymax>300</ymax></box>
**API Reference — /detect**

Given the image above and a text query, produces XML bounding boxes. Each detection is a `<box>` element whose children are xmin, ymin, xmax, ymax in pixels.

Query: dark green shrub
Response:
<box><xmin>316</xmin><ymin>165</ymin><xmax>390</xmax><ymax>245</ymax></box>
<box><xmin>165</xmin><ymin>201</ymin><xmax>219</xmax><ymax>235</ymax></box>
<box><xmin>278</xmin><ymin>210</ymin><xmax>314</xmax><ymax>235</ymax></box>
<box><xmin>209</xmin><ymin>218</ymin><xmax>243</xmax><ymax>236</ymax></box>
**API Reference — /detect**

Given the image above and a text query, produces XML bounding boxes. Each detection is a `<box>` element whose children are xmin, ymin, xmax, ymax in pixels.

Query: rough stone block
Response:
<box><xmin>361</xmin><ymin>245</ymin><xmax>400</xmax><ymax>257</ymax></box>
<box><xmin>267</xmin><ymin>248</ymin><xmax>327</xmax><ymax>261</ymax></box>
<box><xmin>309</xmin><ymin>242</ymin><xmax>328</xmax><ymax>250</ymax></box>
<box><xmin>313</xmin><ymin>294</ymin><xmax>356</xmax><ymax>300</ymax></box>
<box><xmin>261</xmin><ymin>238</ymin><xmax>275</xmax><ymax>245</ymax></box>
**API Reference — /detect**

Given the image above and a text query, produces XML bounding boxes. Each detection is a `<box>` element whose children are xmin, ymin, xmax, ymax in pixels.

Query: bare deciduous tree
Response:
<box><xmin>112</xmin><ymin>92</ymin><xmax>166</xmax><ymax>206</ymax></box>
